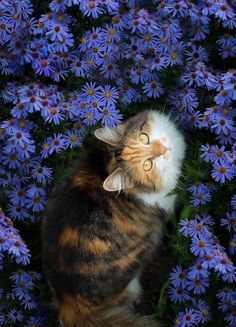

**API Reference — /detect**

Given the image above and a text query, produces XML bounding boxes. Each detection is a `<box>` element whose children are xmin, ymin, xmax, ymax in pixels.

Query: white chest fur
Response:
<box><xmin>137</xmin><ymin>191</ymin><xmax>176</xmax><ymax>215</ymax></box>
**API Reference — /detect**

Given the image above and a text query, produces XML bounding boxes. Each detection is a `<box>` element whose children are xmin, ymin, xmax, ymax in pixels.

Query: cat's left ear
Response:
<box><xmin>103</xmin><ymin>168</ymin><xmax>134</xmax><ymax>192</ymax></box>
<box><xmin>94</xmin><ymin>125</ymin><xmax>125</xmax><ymax>146</ymax></box>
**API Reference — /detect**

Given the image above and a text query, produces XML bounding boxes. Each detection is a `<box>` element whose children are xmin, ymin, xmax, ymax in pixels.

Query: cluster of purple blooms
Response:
<box><xmin>0</xmin><ymin>0</ymin><xmax>235</xmax><ymax>326</ymax></box>
<box><xmin>170</xmin><ymin>212</ymin><xmax>236</xmax><ymax>327</ymax></box>
<box><xmin>0</xmin><ymin>210</ymin><xmax>45</xmax><ymax>326</ymax></box>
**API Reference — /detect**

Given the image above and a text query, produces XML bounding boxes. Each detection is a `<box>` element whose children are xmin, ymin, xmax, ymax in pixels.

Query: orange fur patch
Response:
<box><xmin>73</xmin><ymin>171</ymin><xmax>102</xmax><ymax>196</ymax></box>
<box><xmin>74</xmin><ymin>245</ymin><xmax>144</xmax><ymax>275</ymax></box>
<box><xmin>59</xmin><ymin>228</ymin><xmax>79</xmax><ymax>247</ymax></box>
<box><xmin>59</xmin><ymin>228</ymin><xmax>111</xmax><ymax>254</ymax></box>
<box><xmin>84</xmin><ymin>238</ymin><xmax>111</xmax><ymax>254</ymax></box>
<box><xmin>112</xmin><ymin>213</ymin><xmax>145</xmax><ymax>238</ymax></box>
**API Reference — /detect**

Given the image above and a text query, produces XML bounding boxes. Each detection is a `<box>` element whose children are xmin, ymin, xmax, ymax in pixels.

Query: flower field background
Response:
<box><xmin>0</xmin><ymin>0</ymin><xmax>236</xmax><ymax>326</ymax></box>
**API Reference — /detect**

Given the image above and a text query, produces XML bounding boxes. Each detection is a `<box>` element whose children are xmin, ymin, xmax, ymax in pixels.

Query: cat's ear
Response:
<box><xmin>103</xmin><ymin>168</ymin><xmax>134</xmax><ymax>192</ymax></box>
<box><xmin>94</xmin><ymin>125</ymin><xmax>124</xmax><ymax>146</ymax></box>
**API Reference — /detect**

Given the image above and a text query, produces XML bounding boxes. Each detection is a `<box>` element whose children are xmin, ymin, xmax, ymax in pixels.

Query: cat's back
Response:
<box><xmin>42</xmin><ymin>140</ymin><xmax>113</xmax><ymax>259</ymax></box>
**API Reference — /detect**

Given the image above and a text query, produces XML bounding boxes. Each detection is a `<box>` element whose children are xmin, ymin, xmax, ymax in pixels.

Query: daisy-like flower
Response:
<box><xmin>97</xmin><ymin>104</ymin><xmax>122</xmax><ymax>127</ymax></box>
<box><xmin>214</xmin><ymin>253</ymin><xmax>235</xmax><ymax>275</ymax></box>
<box><xmin>43</xmin><ymin>106</ymin><xmax>65</xmax><ymax>125</ymax></box>
<box><xmin>49</xmin><ymin>133</ymin><xmax>66</xmax><ymax>155</ymax></box>
<box><xmin>169</xmin><ymin>286</ymin><xmax>191</xmax><ymax>304</ymax></box>
<box><xmin>9</xmin><ymin>184</ymin><xmax>26</xmax><ymax>206</ymax></box>
<box><xmin>81</xmin><ymin>82</ymin><xmax>101</xmax><ymax>101</ymax></box>
<box><xmin>64</xmin><ymin>131</ymin><xmax>82</xmax><ymax>149</ymax></box>
<box><xmin>221</xmin><ymin>211</ymin><xmax>236</xmax><ymax>232</ymax></box>
<box><xmin>199</xmin><ymin>143</ymin><xmax>214</xmax><ymax>162</ymax></box>
<box><xmin>98</xmin><ymin>85</ymin><xmax>119</xmax><ymax>105</ymax></box>
<box><xmin>82</xmin><ymin>1</ymin><xmax>104</xmax><ymax>19</ymax></box>
<box><xmin>186</xmin><ymin>276</ymin><xmax>209</xmax><ymax>295</ymax></box>
<box><xmin>174</xmin><ymin>308</ymin><xmax>199</xmax><ymax>327</ymax></box>
<box><xmin>7</xmin><ymin>204</ymin><xmax>30</xmax><ymax>221</ymax></box>
<box><xmin>35</xmin><ymin>58</ymin><xmax>54</xmax><ymax>77</ymax></box>
<box><xmin>25</xmin><ymin>193</ymin><xmax>46</xmax><ymax>213</ymax></box>
<box><xmin>32</xmin><ymin>165</ymin><xmax>52</xmax><ymax>184</ymax></box>
<box><xmin>190</xmin><ymin>185</ymin><xmax>212</xmax><ymax>207</ymax></box>
<box><xmin>8</xmin><ymin>309</ymin><xmax>23</xmax><ymax>323</ymax></box>
<box><xmin>214</xmin><ymin>89</ymin><xmax>232</xmax><ymax>105</ymax></box>
<box><xmin>228</xmin><ymin>234</ymin><xmax>236</xmax><ymax>255</ymax></box>
<box><xmin>169</xmin><ymin>265</ymin><xmax>188</xmax><ymax>288</ymax></box>
<box><xmin>190</xmin><ymin>235</ymin><xmax>213</xmax><ymax>257</ymax></box>
<box><xmin>194</xmin><ymin>299</ymin><xmax>211</xmax><ymax>323</ymax></box>
<box><xmin>187</xmin><ymin>261</ymin><xmax>210</xmax><ymax>280</ymax></box>
<box><xmin>231</xmin><ymin>195</ymin><xmax>236</xmax><ymax>209</ymax></box>
<box><xmin>211</xmin><ymin>159</ymin><xmax>234</xmax><ymax>183</ymax></box>
<box><xmin>46</xmin><ymin>23</ymin><xmax>70</xmax><ymax>42</ymax></box>
<box><xmin>143</xmin><ymin>81</ymin><xmax>164</xmax><ymax>98</ymax></box>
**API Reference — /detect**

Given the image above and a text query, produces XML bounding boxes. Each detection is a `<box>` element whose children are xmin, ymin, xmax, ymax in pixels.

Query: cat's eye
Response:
<box><xmin>139</xmin><ymin>133</ymin><xmax>149</xmax><ymax>144</ymax></box>
<box><xmin>143</xmin><ymin>159</ymin><xmax>153</xmax><ymax>171</ymax></box>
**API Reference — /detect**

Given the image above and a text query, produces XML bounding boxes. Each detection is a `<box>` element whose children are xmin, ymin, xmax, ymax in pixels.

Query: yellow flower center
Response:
<box><xmin>144</xmin><ymin>34</ymin><xmax>152</xmax><ymax>41</ymax></box>
<box><xmin>171</xmin><ymin>52</ymin><xmax>178</xmax><ymax>60</ymax></box>
<box><xmin>70</xmin><ymin>135</ymin><xmax>78</xmax><ymax>143</ymax></box>
<box><xmin>104</xmin><ymin>91</ymin><xmax>111</xmax><ymax>98</ymax></box>
<box><xmin>19</xmin><ymin>121</ymin><xmax>27</xmax><ymax>128</ymax></box>
<box><xmin>87</xmin><ymin>89</ymin><xmax>94</xmax><ymax>96</ymax></box>
<box><xmin>81</xmin><ymin>36</ymin><xmax>87</xmax><ymax>43</ymax></box>
<box><xmin>87</xmin><ymin>59</ymin><xmax>94</xmax><ymax>65</ymax></box>
<box><xmin>109</xmin><ymin>28</ymin><xmax>116</xmax><ymax>35</ymax></box>
<box><xmin>43</xmin><ymin>143</ymin><xmax>49</xmax><ymax>150</ymax></box>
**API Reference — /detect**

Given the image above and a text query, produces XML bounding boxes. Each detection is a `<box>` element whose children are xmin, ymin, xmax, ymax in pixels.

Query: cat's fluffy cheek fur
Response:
<box><xmin>150</xmin><ymin>111</ymin><xmax>185</xmax><ymax>188</ymax></box>
<box><xmin>136</xmin><ymin>111</ymin><xmax>186</xmax><ymax>214</ymax></box>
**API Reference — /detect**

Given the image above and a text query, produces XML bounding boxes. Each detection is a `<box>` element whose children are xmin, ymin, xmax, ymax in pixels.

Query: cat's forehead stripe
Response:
<box><xmin>140</xmin><ymin>120</ymin><xmax>147</xmax><ymax>131</ymax></box>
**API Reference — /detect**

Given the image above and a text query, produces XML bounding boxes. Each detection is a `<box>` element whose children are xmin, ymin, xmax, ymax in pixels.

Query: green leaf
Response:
<box><xmin>155</xmin><ymin>280</ymin><xmax>170</xmax><ymax>318</ymax></box>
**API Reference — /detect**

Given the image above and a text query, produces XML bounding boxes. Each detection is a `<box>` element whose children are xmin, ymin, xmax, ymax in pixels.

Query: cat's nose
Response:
<box><xmin>151</xmin><ymin>140</ymin><xmax>170</xmax><ymax>157</ymax></box>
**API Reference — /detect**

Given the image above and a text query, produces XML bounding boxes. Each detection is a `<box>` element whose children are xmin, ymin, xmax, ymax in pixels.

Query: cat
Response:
<box><xmin>42</xmin><ymin>110</ymin><xmax>186</xmax><ymax>327</ymax></box>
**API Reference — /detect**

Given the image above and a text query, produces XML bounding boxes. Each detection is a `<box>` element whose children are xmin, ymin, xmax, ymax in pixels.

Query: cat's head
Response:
<box><xmin>95</xmin><ymin>110</ymin><xmax>186</xmax><ymax>193</ymax></box>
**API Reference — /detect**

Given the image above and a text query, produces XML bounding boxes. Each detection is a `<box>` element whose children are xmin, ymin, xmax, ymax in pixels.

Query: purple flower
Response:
<box><xmin>225</xmin><ymin>310</ymin><xmax>236</xmax><ymax>325</ymax></box>
<box><xmin>199</xmin><ymin>144</ymin><xmax>214</xmax><ymax>162</ymax></box>
<box><xmin>214</xmin><ymin>253</ymin><xmax>235</xmax><ymax>275</ymax></box>
<box><xmin>98</xmin><ymin>85</ymin><xmax>119</xmax><ymax>105</ymax></box>
<box><xmin>221</xmin><ymin>211</ymin><xmax>236</xmax><ymax>232</ymax></box>
<box><xmin>96</xmin><ymin>104</ymin><xmax>122</xmax><ymax>127</ymax></box>
<box><xmin>193</xmin><ymin>299</ymin><xmax>211</xmax><ymax>323</ymax></box>
<box><xmin>82</xmin><ymin>1</ymin><xmax>104</xmax><ymax>19</ymax></box>
<box><xmin>187</xmin><ymin>260</ymin><xmax>210</xmax><ymax>280</ymax></box>
<box><xmin>190</xmin><ymin>235</ymin><xmax>213</xmax><ymax>257</ymax></box>
<box><xmin>142</xmin><ymin>81</ymin><xmax>164</xmax><ymax>98</ymax></box>
<box><xmin>64</xmin><ymin>131</ymin><xmax>82</xmax><ymax>149</ymax></box>
<box><xmin>8</xmin><ymin>309</ymin><xmax>23</xmax><ymax>323</ymax></box>
<box><xmin>169</xmin><ymin>265</ymin><xmax>188</xmax><ymax>288</ymax></box>
<box><xmin>168</xmin><ymin>286</ymin><xmax>191</xmax><ymax>304</ymax></box>
<box><xmin>49</xmin><ymin>133</ymin><xmax>66</xmax><ymax>155</ymax></box>
<box><xmin>174</xmin><ymin>308</ymin><xmax>199</xmax><ymax>327</ymax></box>
<box><xmin>212</xmin><ymin>160</ymin><xmax>235</xmax><ymax>183</ymax></box>
<box><xmin>229</xmin><ymin>234</ymin><xmax>236</xmax><ymax>255</ymax></box>
<box><xmin>32</xmin><ymin>165</ymin><xmax>52</xmax><ymax>184</ymax></box>
<box><xmin>189</xmin><ymin>185</ymin><xmax>212</xmax><ymax>207</ymax></box>
<box><xmin>211</xmin><ymin>115</ymin><xmax>234</xmax><ymax>135</ymax></box>
<box><xmin>186</xmin><ymin>276</ymin><xmax>209</xmax><ymax>295</ymax></box>
<box><xmin>81</xmin><ymin>82</ymin><xmax>101</xmax><ymax>101</ymax></box>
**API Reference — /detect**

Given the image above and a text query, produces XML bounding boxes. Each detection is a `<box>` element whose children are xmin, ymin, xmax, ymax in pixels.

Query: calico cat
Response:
<box><xmin>42</xmin><ymin>110</ymin><xmax>186</xmax><ymax>327</ymax></box>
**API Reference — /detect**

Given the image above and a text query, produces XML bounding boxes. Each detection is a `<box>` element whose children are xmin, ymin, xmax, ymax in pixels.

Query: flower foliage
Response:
<box><xmin>0</xmin><ymin>0</ymin><xmax>235</xmax><ymax>326</ymax></box>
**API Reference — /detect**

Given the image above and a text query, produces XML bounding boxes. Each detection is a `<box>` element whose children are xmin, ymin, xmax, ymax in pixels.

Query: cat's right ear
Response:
<box><xmin>94</xmin><ymin>125</ymin><xmax>124</xmax><ymax>146</ymax></box>
<box><xmin>103</xmin><ymin>168</ymin><xmax>134</xmax><ymax>192</ymax></box>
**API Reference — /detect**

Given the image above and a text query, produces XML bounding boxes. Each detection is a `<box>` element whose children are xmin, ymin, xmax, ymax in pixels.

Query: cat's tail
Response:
<box><xmin>57</xmin><ymin>296</ymin><xmax>163</xmax><ymax>327</ymax></box>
